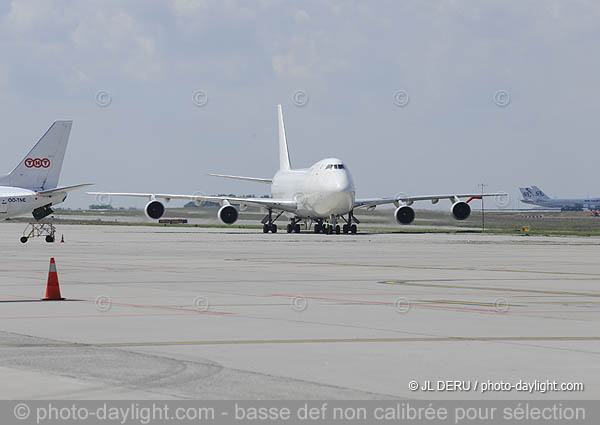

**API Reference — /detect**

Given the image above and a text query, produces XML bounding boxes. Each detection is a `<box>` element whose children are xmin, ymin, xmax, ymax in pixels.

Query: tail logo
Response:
<box><xmin>24</xmin><ymin>158</ymin><xmax>50</xmax><ymax>168</ymax></box>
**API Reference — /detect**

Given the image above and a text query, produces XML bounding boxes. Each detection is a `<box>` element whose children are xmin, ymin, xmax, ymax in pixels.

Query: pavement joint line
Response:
<box><xmin>270</xmin><ymin>294</ymin><xmax>506</xmax><ymax>313</ymax></box>
<box><xmin>381</xmin><ymin>281</ymin><xmax>600</xmax><ymax>297</ymax></box>
<box><xmin>1</xmin><ymin>336</ymin><xmax>600</xmax><ymax>349</ymax></box>
<box><xmin>229</xmin><ymin>258</ymin><xmax>600</xmax><ymax>277</ymax></box>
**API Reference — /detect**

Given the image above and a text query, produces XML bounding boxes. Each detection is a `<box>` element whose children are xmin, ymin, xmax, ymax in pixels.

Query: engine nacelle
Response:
<box><xmin>145</xmin><ymin>200</ymin><xmax>165</xmax><ymax>220</ymax></box>
<box><xmin>218</xmin><ymin>205</ymin><xmax>239</xmax><ymax>224</ymax></box>
<box><xmin>394</xmin><ymin>205</ymin><xmax>415</xmax><ymax>224</ymax></box>
<box><xmin>451</xmin><ymin>201</ymin><xmax>471</xmax><ymax>220</ymax></box>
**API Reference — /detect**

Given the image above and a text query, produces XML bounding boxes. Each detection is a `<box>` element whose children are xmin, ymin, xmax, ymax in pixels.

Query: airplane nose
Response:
<box><xmin>333</xmin><ymin>172</ymin><xmax>352</xmax><ymax>192</ymax></box>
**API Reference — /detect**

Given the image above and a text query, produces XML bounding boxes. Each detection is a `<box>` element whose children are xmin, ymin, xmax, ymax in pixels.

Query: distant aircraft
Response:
<box><xmin>519</xmin><ymin>186</ymin><xmax>600</xmax><ymax>211</ymax></box>
<box><xmin>0</xmin><ymin>121</ymin><xmax>92</xmax><ymax>241</ymax></box>
<box><xmin>89</xmin><ymin>105</ymin><xmax>505</xmax><ymax>234</ymax></box>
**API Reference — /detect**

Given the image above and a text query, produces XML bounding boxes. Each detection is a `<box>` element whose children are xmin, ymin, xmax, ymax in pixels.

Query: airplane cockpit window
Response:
<box><xmin>326</xmin><ymin>164</ymin><xmax>345</xmax><ymax>169</ymax></box>
<box><xmin>326</xmin><ymin>164</ymin><xmax>333</xmax><ymax>169</ymax></box>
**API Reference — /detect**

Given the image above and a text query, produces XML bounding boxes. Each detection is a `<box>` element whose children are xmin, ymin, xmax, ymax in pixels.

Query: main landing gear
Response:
<box><xmin>262</xmin><ymin>209</ymin><xmax>283</xmax><ymax>233</ymax></box>
<box><xmin>314</xmin><ymin>220</ymin><xmax>324</xmax><ymax>233</ymax></box>
<box><xmin>342</xmin><ymin>210</ymin><xmax>358</xmax><ymax>234</ymax></box>
<box><xmin>263</xmin><ymin>223</ymin><xmax>277</xmax><ymax>233</ymax></box>
<box><xmin>20</xmin><ymin>222</ymin><xmax>57</xmax><ymax>243</ymax></box>
<box><xmin>316</xmin><ymin>212</ymin><xmax>358</xmax><ymax>235</ymax></box>
<box><xmin>286</xmin><ymin>218</ymin><xmax>302</xmax><ymax>233</ymax></box>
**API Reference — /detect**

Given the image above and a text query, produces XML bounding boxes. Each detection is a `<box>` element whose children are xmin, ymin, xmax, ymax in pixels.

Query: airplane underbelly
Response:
<box><xmin>304</xmin><ymin>191</ymin><xmax>354</xmax><ymax>217</ymax></box>
<box><xmin>2</xmin><ymin>197</ymin><xmax>54</xmax><ymax>219</ymax></box>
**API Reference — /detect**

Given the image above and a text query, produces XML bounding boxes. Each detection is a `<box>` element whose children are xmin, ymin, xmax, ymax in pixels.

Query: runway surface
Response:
<box><xmin>1</xmin><ymin>223</ymin><xmax>599</xmax><ymax>399</ymax></box>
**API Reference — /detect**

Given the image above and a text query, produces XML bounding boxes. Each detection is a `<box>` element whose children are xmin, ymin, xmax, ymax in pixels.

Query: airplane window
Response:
<box><xmin>326</xmin><ymin>164</ymin><xmax>332</xmax><ymax>169</ymax></box>
<box><xmin>338</xmin><ymin>164</ymin><xmax>345</xmax><ymax>169</ymax></box>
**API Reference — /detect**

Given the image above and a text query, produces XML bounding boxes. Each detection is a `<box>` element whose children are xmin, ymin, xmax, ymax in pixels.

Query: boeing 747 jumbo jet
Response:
<box><xmin>0</xmin><ymin>121</ymin><xmax>92</xmax><ymax>242</ymax></box>
<box><xmin>89</xmin><ymin>106</ymin><xmax>504</xmax><ymax>234</ymax></box>
<box><xmin>519</xmin><ymin>186</ymin><xmax>600</xmax><ymax>211</ymax></box>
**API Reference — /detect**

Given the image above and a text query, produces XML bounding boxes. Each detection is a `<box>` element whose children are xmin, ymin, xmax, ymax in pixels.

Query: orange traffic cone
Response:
<box><xmin>42</xmin><ymin>258</ymin><xmax>64</xmax><ymax>300</ymax></box>
<box><xmin>60</xmin><ymin>234</ymin><xmax>64</xmax><ymax>243</ymax></box>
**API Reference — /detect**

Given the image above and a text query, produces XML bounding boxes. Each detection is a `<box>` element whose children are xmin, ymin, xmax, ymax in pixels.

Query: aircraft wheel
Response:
<box><xmin>351</xmin><ymin>224</ymin><xmax>357</xmax><ymax>234</ymax></box>
<box><xmin>271</xmin><ymin>224</ymin><xmax>277</xmax><ymax>233</ymax></box>
<box><xmin>294</xmin><ymin>224</ymin><xmax>301</xmax><ymax>233</ymax></box>
<box><xmin>45</xmin><ymin>235</ymin><xmax>55</xmax><ymax>243</ymax></box>
<box><xmin>287</xmin><ymin>224</ymin><xmax>292</xmax><ymax>233</ymax></box>
<box><xmin>20</xmin><ymin>237</ymin><xmax>28</xmax><ymax>244</ymax></box>
<box><xmin>335</xmin><ymin>225</ymin><xmax>341</xmax><ymax>235</ymax></box>
<box><xmin>342</xmin><ymin>224</ymin><xmax>349</xmax><ymax>233</ymax></box>
<box><xmin>263</xmin><ymin>224</ymin><xmax>269</xmax><ymax>233</ymax></box>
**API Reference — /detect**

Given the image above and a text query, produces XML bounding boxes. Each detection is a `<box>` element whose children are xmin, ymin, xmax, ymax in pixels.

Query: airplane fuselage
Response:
<box><xmin>521</xmin><ymin>198</ymin><xmax>600</xmax><ymax>211</ymax></box>
<box><xmin>0</xmin><ymin>186</ymin><xmax>65</xmax><ymax>219</ymax></box>
<box><xmin>271</xmin><ymin>158</ymin><xmax>355</xmax><ymax>219</ymax></box>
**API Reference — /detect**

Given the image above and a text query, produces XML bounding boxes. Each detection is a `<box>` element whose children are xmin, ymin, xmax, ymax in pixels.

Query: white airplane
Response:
<box><xmin>89</xmin><ymin>105</ymin><xmax>504</xmax><ymax>234</ymax></box>
<box><xmin>0</xmin><ymin>121</ymin><xmax>92</xmax><ymax>241</ymax></box>
<box><xmin>520</xmin><ymin>186</ymin><xmax>600</xmax><ymax>211</ymax></box>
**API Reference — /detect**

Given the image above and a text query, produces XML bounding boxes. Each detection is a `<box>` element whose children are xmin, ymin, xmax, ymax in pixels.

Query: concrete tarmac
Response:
<box><xmin>0</xmin><ymin>222</ymin><xmax>599</xmax><ymax>399</ymax></box>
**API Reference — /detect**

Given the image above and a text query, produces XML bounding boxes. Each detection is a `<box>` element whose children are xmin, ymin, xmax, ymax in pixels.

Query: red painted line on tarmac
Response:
<box><xmin>513</xmin><ymin>309</ymin><xmax>600</xmax><ymax>313</ymax></box>
<box><xmin>270</xmin><ymin>294</ymin><xmax>500</xmax><ymax>313</ymax></box>
<box><xmin>79</xmin><ymin>299</ymin><xmax>233</xmax><ymax>315</ymax></box>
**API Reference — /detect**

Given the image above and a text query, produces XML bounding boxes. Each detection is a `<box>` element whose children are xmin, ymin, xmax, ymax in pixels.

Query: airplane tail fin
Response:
<box><xmin>519</xmin><ymin>187</ymin><xmax>532</xmax><ymax>199</ymax></box>
<box><xmin>277</xmin><ymin>104</ymin><xmax>291</xmax><ymax>171</ymax></box>
<box><xmin>531</xmin><ymin>186</ymin><xmax>550</xmax><ymax>200</ymax></box>
<box><xmin>5</xmin><ymin>121</ymin><xmax>72</xmax><ymax>190</ymax></box>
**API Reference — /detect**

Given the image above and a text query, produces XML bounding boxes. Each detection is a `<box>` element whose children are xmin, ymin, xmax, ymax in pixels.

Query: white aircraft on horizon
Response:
<box><xmin>89</xmin><ymin>105</ymin><xmax>505</xmax><ymax>234</ymax></box>
<box><xmin>0</xmin><ymin>121</ymin><xmax>92</xmax><ymax>241</ymax></box>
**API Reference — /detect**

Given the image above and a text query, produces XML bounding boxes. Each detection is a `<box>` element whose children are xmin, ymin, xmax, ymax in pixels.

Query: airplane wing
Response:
<box><xmin>36</xmin><ymin>184</ymin><xmax>94</xmax><ymax>196</ymax></box>
<box><xmin>207</xmin><ymin>173</ymin><xmax>273</xmax><ymax>184</ymax></box>
<box><xmin>355</xmin><ymin>193</ymin><xmax>507</xmax><ymax>209</ymax></box>
<box><xmin>87</xmin><ymin>192</ymin><xmax>297</xmax><ymax>212</ymax></box>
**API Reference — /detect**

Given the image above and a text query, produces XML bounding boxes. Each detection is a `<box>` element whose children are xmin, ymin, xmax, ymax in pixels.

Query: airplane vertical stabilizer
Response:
<box><xmin>5</xmin><ymin>121</ymin><xmax>72</xmax><ymax>190</ymax></box>
<box><xmin>277</xmin><ymin>104</ymin><xmax>291</xmax><ymax>171</ymax></box>
<box><xmin>531</xmin><ymin>186</ymin><xmax>550</xmax><ymax>200</ymax></box>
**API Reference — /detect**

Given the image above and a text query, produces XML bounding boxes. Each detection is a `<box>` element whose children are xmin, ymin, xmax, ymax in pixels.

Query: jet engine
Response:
<box><xmin>145</xmin><ymin>200</ymin><xmax>166</xmax><ymax>220</ymax></box>
<box><xmin>218</xmin><ymin>205</ymin><xmax>239</xmax><ymax>224</ymax></box>
<box><xmin>394</xmin><ymin>205</ymin><xmax>415</xmax><ymax>224</ymax></box>
<box><xmin>451</xmin><ymin>201</ymin><xmax>471</xmax><ymax>220</ymax></box>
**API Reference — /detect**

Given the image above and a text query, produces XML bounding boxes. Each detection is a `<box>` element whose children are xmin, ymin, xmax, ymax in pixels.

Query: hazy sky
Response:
<box><xmin>1</xmin><ymin>0</ymin><xmax>599</xmax><ymax>210</ymax></box>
